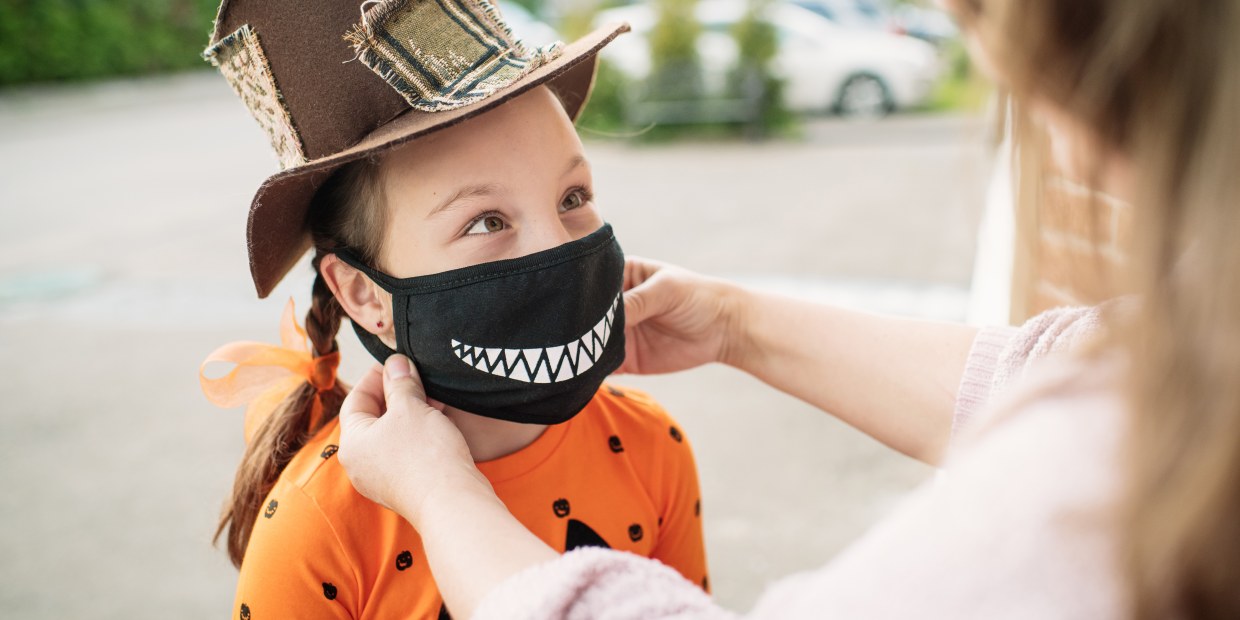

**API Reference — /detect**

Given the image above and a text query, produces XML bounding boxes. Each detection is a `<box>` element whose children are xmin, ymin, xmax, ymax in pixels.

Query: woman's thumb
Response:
<box><xmin>384</xmin><ymin>354</ymin><xmax>428</xmax><ymax>407</ymax></box>
<box><xmin>623</xmin><ymin>284</ymin><xmax>655</xmax><ymax>326</ymax></box>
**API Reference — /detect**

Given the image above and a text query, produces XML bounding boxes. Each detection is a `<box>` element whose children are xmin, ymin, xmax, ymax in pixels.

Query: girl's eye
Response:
<box><xmin>465</xmin><ymin>214</ymin><xmax>506</xmax><ymax>236</ymax></box>
<box><xmin>560</xmin><ymin>188</ymin><xmax>590</xmax><ymax>212</ymax></box>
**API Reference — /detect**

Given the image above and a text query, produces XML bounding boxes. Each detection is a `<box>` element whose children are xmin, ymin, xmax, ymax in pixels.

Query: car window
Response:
<box><xmin>776</xmin><ymin>21</ymin><xmax>820</xmax><ymax>48</ymax></box>
<box><xmin>853</xmin><ymin>0</ymin><xmax>883</xmax><ymax>20</ymax></box>
<box><xmin>797</xmin><ymin>3</ymin><xmax>836</xmax><ymax>21</ymax></box>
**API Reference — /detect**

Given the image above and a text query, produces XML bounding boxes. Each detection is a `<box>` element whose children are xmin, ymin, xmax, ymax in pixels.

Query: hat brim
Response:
<box><xmin>245</xmin><ymin>22</ymin><xmax>630</xmax><ymax>298</ymax></box>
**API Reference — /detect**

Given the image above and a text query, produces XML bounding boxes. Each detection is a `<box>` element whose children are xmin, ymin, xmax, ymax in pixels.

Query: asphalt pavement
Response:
<box><xmin>0</xmin><ymin>71</ymin><xmax>990</xmax><ymax>618</ymax></box>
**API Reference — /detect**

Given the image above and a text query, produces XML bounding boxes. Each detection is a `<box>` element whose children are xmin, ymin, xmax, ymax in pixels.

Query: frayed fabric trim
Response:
<box><xmin>343</xmin><ymin>0</ymin><xmax>564</xmax><ymax>112</ymax></box>
<box><xmin>204</xmin><ymin>25</ymin><xmax>308</xmax><ymax>170</ymax></box>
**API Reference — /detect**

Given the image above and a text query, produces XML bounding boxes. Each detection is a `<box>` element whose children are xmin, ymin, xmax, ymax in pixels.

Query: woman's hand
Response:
<box><xmin>620</xmin><ymin>256</ymin><xmax>977</xmax><ymax>465</ymax></box>
<box><xmin>337</xmin><ymin>355</ymin><xmax>559</xmax><ymax>618</ymax></box>
<box><xmin>337</xmin><ymin>355</ymin><xmax>492</xmax><ymax>525</ymax></box>
<box><xmin>619</xmin><ymin>256</ymin><xmax>749</xmax><ymax>375</ymax></box>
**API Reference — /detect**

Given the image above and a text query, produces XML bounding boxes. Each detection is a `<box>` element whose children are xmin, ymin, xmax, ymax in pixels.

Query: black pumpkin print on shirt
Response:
<box><xmin>239</xmin><ymin>603</ymin><xmax>251</xmax><ymax>620</ymax></box>
<box><xmin>322</xmin><ymin>582</ymin><xmax>337</xmax><ymax>600</ymax></box>
<box><xmin>263</xmin><ymin>499</ymin><xmax>278</xmax><ymax>518</ymax></box>
<box><xmin>395</xmin><ymin>550</ymin><xmax>414</xmax><ymax>571</ymax></box>
<box><xmin>608</xmin><ymin>435</ymin><xmax>624</xmax><ymax>453</ymax></box>
<box><xmin>669</xmin><ymin>426</ymin><xmax>683</xmax><ymax>442</ymax></box>
<box><xmin>628</xmin><ymin>523</ymin><xmax>644</xmax><ymax>542</ymax></box>
<box><xmin>565</xmin><ymin>519</ymin><xmax>610</xmax><ymax>551</ymax></box>
<box><xmin>557</xmin><ymin>495</ymin><xmax>615</xmax><ymax>551</ymax></box>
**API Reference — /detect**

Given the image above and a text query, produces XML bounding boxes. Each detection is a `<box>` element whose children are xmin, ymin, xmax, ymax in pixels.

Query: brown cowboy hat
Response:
<box><xmin>205</xmin><ymin>0</ymin><xmax>629</xmax><ymax>298</ymax></box>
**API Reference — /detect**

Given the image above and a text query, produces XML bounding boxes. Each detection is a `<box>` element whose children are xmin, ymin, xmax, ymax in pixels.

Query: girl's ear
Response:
<box><xmin>319</xmin><ymin>254</ymin><xmax>398</xmax><ymax>346</ymax></box>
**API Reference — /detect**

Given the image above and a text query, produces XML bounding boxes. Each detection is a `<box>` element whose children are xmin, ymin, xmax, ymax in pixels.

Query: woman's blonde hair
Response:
<box><xmin>955</xmin><ymin>1</ymin><xmax>1240</xmax><ymax>617</ymax></box>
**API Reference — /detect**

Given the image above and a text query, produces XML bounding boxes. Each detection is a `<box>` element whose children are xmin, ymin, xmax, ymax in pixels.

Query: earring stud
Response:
<box><xmin>376</xmin><ymin>320</ymin><xmax>384</xmax><ymax>328</ymax></box>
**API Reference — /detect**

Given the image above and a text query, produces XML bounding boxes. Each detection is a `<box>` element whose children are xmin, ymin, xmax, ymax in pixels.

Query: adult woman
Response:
<box><xmin>337</xmin><ymin>0</ymin><xmax>1240</xmax><ymax>617</ymax></box>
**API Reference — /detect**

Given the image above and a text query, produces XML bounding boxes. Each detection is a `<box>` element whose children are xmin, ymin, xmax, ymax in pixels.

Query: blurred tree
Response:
<box><xmin>647</xmin><ymin>0</ymin><xmax>703</xmax><ymax>102</ymax></box>
<box><xmin>0</xmin><ymin>0</ymin><xmax>219</xmax><ymax>87</ymax></box>
<box><xmin>729</xmin><ymin>0</ymin><xmax>792</xmax><ymax>137</ymax></box>
<box><xmin>557</xmin><ymin>5</ymin><xmax>600</xmax><ymax>39</ymax></box>
<box><xmin>574</xmin><ymin>59</ymin><xmax>631</xmax><ymax>133</ymax></box>
<box><xmin>505</xmin><ymin>0</ymin><xmax>546</xmax><ymax>18</ymax></box>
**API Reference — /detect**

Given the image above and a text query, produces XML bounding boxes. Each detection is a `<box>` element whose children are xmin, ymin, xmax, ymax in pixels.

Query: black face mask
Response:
<box><xmin>335</xmin><ymin>224</ymin><xmax>626</xmax><ymax>425</ymax></box>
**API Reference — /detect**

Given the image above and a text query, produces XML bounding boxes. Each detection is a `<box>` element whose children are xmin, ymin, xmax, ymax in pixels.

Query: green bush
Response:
<box><xmin>729</xmin><ymin>0</ymin><xmax>793</xmax><ymax>136</ymax></box>
<box><xmin>647</xmin><ymin>0</ymin><xmax>702</xmax><ymax>101</ymax></box>
<box><xmin>924</xmin><ymin>39</ymin><xmax>990</xmax><ymax>113</ymax></box>
<box><xmin>0</xmin><ymin>0</ymin><xmax>219</xmax><ymax>87</ymax></box>
<box><xmin>577</xmin><ymin>0</ymin><xmax>795</xmax><ymax>141</ymax></box>
<box><xmin>575</xmin><ymin>58</ymin><xmax>632</xmax><ymax>135</ymax></box>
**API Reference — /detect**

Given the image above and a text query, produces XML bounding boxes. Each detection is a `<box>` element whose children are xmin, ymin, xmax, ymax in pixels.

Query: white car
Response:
<box><xmin>789</xmin><ymin>0</ymin><xmax>891</xmax><ymax>31</ymax></box>
<box><xmin>890</xmin><ymin>4</ymin><xmax>959</xmax><ymax>46</ymax></box>
<box><xmin>595</xmin><ymin>0</ymin><xmax>939</xmax><ymax>117</ymax></box>
<box><xmin>497</xmin><ymin>1</ymin><xmax>560</xmax><ymax>49</ymax></box>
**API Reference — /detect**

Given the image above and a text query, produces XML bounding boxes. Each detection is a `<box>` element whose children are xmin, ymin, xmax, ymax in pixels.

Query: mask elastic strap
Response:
<box><xmin>333</xmin><ymin>248</ymin><xmax>402</xmax><ymax>293</ymax></box>
<box><xmin>350</xmin><ymin>319</ymin><xmax>398</xmax><ymax>362</ymax></box>
<box><xmin>333</xmin><ymin>250</ymin><xmax>403</xmax><ymax>361</ymax></box>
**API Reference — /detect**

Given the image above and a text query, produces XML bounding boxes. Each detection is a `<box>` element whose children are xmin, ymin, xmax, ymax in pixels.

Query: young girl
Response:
<box><xmin>197</xmin><ymin>1</ymin><xmax>705</xmax><ymax>618</ymax></box>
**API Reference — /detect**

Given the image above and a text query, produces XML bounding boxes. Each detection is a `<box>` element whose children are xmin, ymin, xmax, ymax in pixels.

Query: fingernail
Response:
<box><xmin>386</xmin><ymin>355</ymin><xmax>411</xmax><ymax>379</ymax></box>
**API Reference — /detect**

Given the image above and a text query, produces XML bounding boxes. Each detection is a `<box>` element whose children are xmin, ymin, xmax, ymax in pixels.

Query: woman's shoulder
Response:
<box><xmin>961</xmin><ymin>352</ymin><xmax>1127</xmax><ymax>447</ymax></box>
<box><xmin>755</xmin><ymin>359</ymin><xmax>1129</xmax><ymax>618</ymax></box>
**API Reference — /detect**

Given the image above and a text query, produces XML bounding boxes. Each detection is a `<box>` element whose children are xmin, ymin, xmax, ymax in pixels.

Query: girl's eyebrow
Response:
<box><xmin>562</xmin><ymin>154</ymin><xmax>588</xmax><ymax>177</ymax></box>
<box><xmin>428</xmin><ymin>183</ymin><xmax>503</xmax><ymax>218</ymax></box>
<box><xmin>428</xmin><ymin>156</ymin><xmax>587</xmax><ymax>217</ymax></box>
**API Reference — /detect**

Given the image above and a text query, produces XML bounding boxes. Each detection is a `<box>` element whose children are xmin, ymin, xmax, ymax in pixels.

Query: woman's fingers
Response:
<box><xmin>622</xmin><ymin>255</ymin><xmax>662</xmax><ymax>291</ymax></box>
<box><xmin>338</xmin><ymin>355</ymin><xmax>439</xmax><ymax>515</ymax></box>
<box><xmin>383</xmin><ymin>354</ymin><xmax>429</xmax><ymax>408</ymax></box>
<box><xmin>337</xmin><ymin>354</ymin><xmax>481</xmax><ymax>523</ymax></box>
<box><xmin>622</xmin><ymin>258</ymin><xmax>671</xmax><ymax>326</ymax></box>
<box><xmin>339</xmin><ymin>362</ymin><xmax>385</xmax><ymax>434</ymax></box>
<box><xmin>622</xmin><ymin>286</ymin><xmax>651</xmax><ymax>327</ymax></box>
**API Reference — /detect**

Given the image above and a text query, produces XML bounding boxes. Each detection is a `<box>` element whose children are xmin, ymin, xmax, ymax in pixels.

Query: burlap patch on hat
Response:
<box><xmin>205</xmin><ymin>25</ymin><xmax>308</xmax><ymax>170</ymax></box>
<box><xmin>343</xmin><ymin>0</ymin><xmax>564</xmax><ymax>112</ymax></box>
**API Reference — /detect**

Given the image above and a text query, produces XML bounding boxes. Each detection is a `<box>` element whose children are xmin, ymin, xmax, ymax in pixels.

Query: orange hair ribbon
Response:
<box><xmin>199</xmin><ymin>298</ymin><xmax>340</xmax><ymax>443</ymax></box>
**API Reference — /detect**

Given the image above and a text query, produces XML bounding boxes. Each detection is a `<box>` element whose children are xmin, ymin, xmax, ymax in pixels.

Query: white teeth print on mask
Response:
<box><xmin>450</xmin><ymin>295</ymin><xmax>619</xmax><ymax>384</ymax></box>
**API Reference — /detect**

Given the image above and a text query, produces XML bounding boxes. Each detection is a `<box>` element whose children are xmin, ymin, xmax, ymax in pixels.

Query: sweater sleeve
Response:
<box><xmin>473</xmin><ymin>361</ymin><xmax>1125</xmax><ymax>620</ymax></box>
<box><xmin>472</xmin><ymin>547</ymin><xmax>735</xmax><ymax>620</ymax></box>
<box><xmin>471</xmin><ymin>307</ymin><xmax>1115</xmax><ymax>619</ymax></box>
<box><xmin>951</xmin><ymin>305</ymin><xmax>1106</xmax><ymax>440</ymax></box>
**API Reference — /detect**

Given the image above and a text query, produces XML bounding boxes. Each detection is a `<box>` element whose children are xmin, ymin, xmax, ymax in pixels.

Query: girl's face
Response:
<box><xmin>374</xmin><ymin>86</ymin><xmax>602</xmax><ymax>278</ymax></box>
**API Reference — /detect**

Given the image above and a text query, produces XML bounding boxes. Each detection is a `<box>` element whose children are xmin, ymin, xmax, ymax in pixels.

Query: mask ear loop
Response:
<box><xmin>333</xmin><ymin>248</ymin><xmax>401</xmax><ymax>292</ymax></box>
<box><xmin>390</xmin><ymin>290</ymin><xmax>413</xmax><ymax>362</ymax></box>
<box><xmin>350</xmin><ymin>315</ymin><xmax>399</xmax><ymax>362</ymax></box>
<box><xmin>334</xmin><ymin>248</ymin><xmax>407</xmax><ymax>362</ymax></box>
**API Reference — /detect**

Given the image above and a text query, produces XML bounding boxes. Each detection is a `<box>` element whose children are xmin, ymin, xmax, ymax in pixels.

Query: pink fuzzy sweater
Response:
<box><xmin>473</xmin><ymin>306</ymin><xmax>1126</xmax><ymax>619</ymax></box>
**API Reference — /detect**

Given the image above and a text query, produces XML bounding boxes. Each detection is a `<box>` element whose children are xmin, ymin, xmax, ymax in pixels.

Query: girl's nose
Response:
<box><xmin>521</xmin><ymin>217</ymin><xmax>575</xmax><ymax>255</ymax></box>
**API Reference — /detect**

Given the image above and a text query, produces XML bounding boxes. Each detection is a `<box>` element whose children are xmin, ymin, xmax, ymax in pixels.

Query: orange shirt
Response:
<box><xmin>232</xmin><ymin>384</ymin><xmax>708</xmax><ymax>619</ymax></box>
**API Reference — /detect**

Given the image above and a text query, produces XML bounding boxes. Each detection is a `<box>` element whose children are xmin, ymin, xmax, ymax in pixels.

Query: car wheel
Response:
<box><xmin>834</xmin><ymin>74</ymin><xmax>893</xmax><ymax>119</ymax></box>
